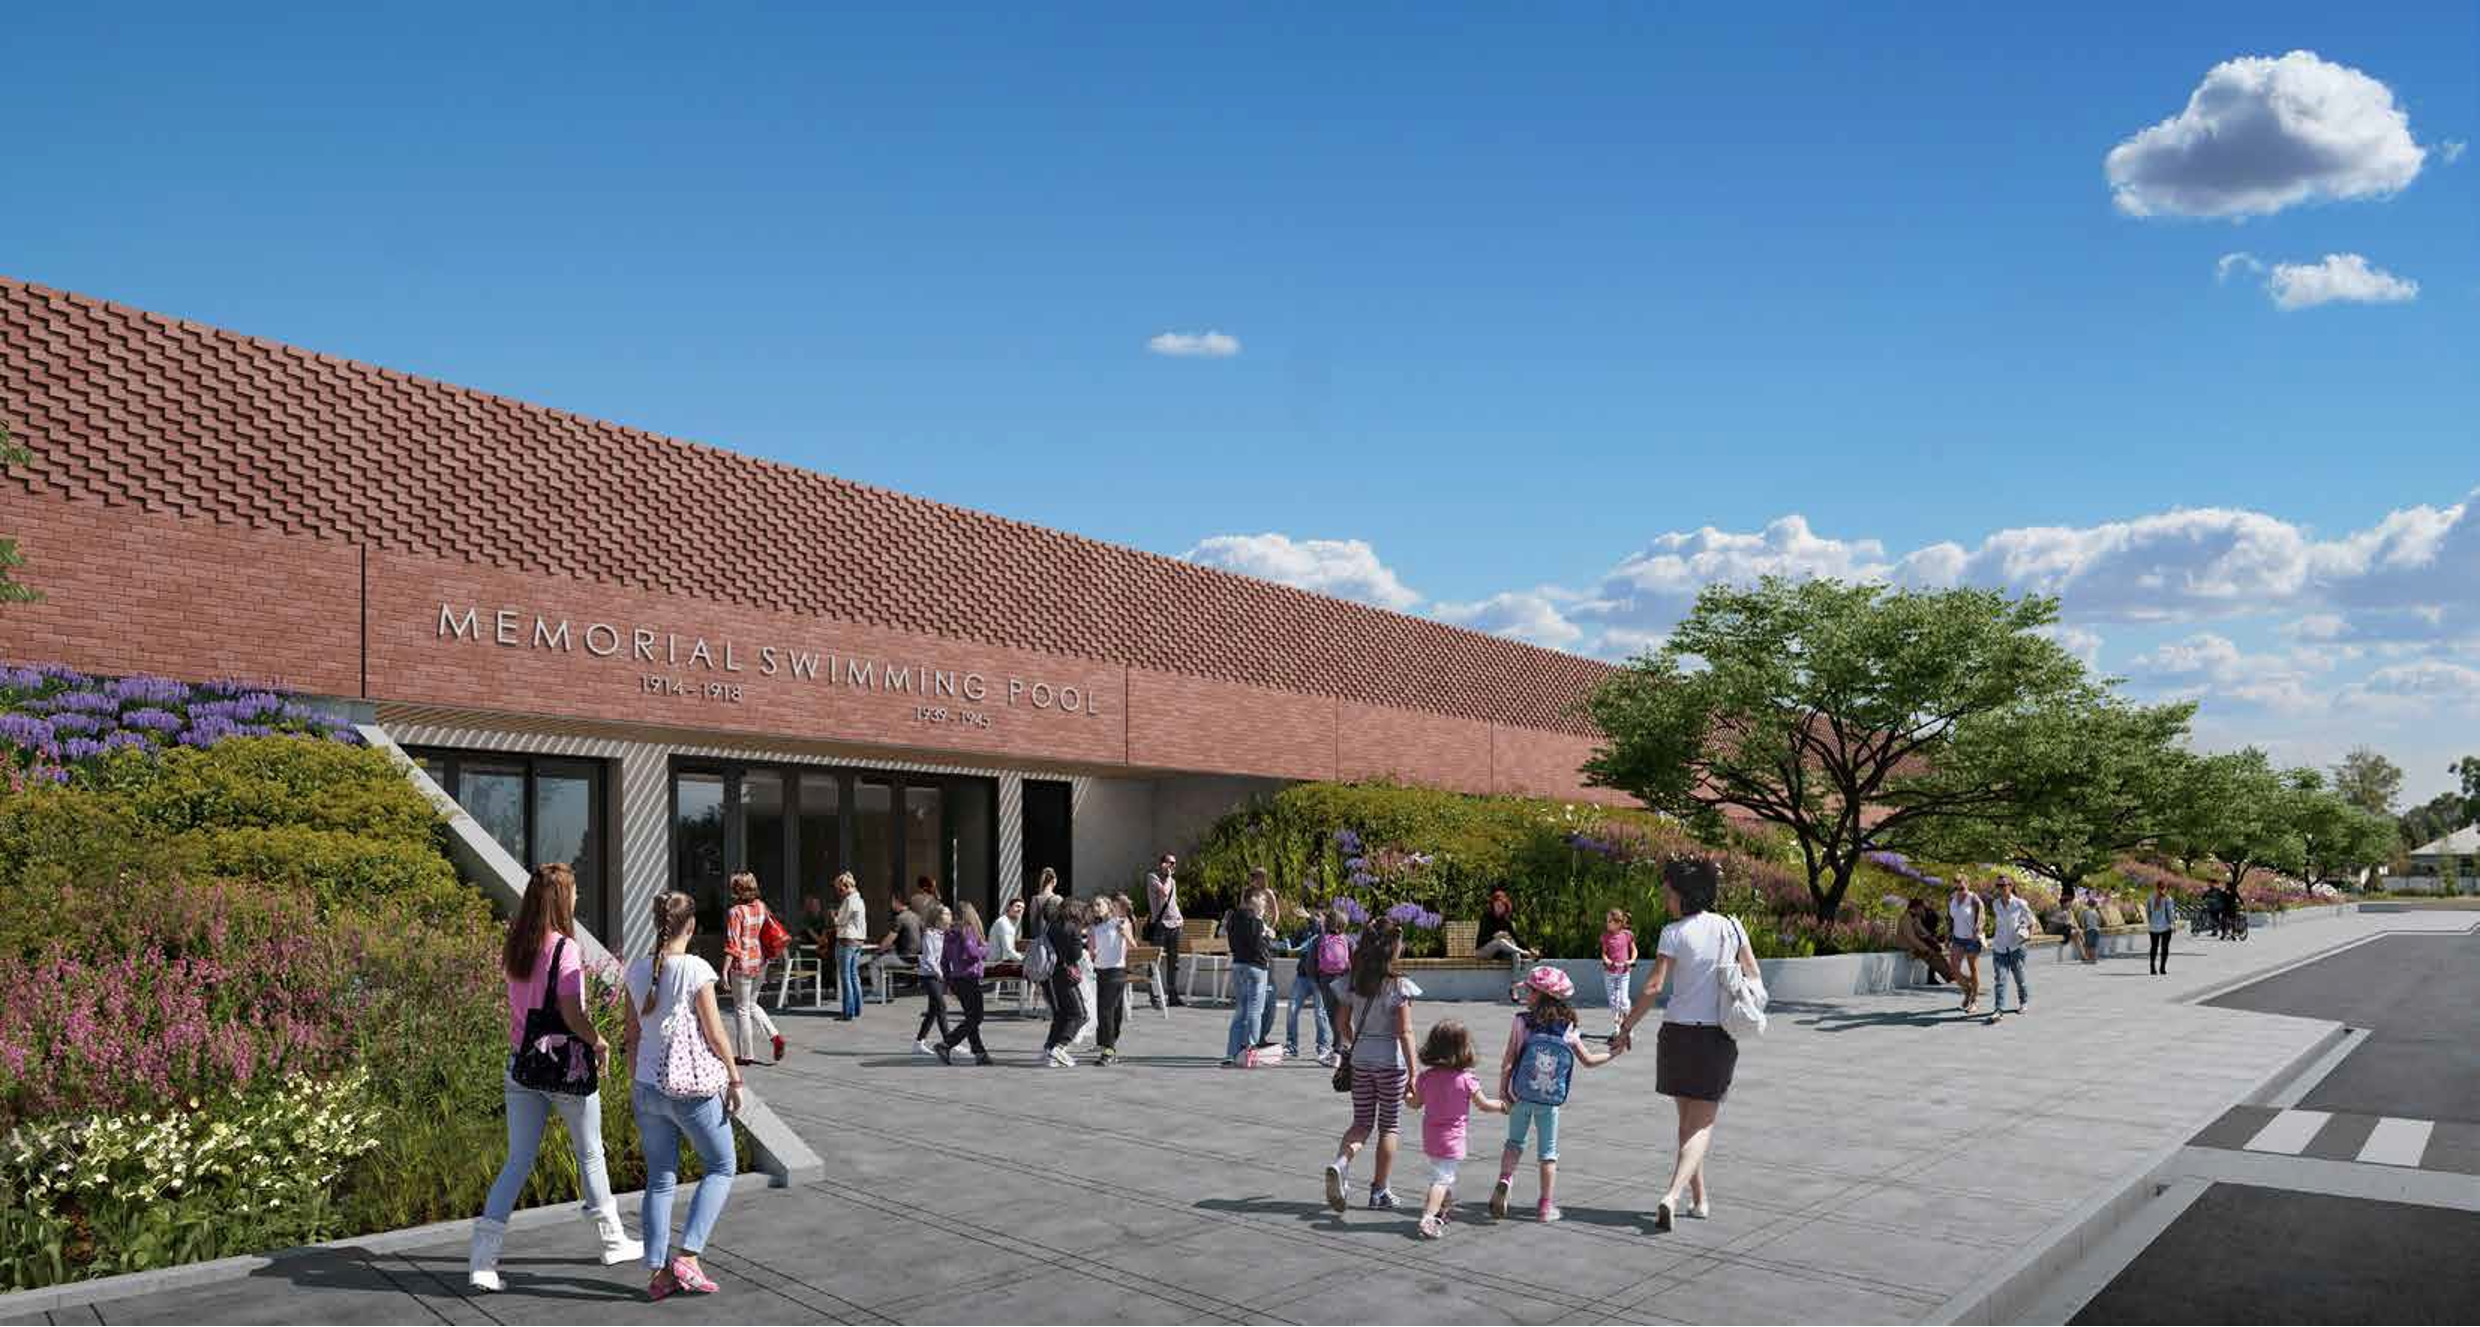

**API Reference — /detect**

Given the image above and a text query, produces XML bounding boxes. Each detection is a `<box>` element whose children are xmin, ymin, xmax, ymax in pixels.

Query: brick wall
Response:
<box><xmin>0</xmin><ymin>274</ymin><xmax>1631</xmax><ymax>803</ymax></box>
<box><xmin>0</xmin><ymin>494</ymin><xmax>359</xmax><ymax>695</ymax></box>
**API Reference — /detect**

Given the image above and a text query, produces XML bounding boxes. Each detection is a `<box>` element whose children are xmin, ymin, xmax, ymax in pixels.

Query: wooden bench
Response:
<box><xmin>1417</xmin><ymin>919</ymin><xmax>1512</xmax><ymax>972</ymax></box>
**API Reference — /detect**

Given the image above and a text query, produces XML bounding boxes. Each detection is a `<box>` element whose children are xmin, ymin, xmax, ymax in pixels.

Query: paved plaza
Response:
<box><xmin>8</xmin><ymin>907</ymin><xmax>2475</xmax><ymax>1326</ymax></box>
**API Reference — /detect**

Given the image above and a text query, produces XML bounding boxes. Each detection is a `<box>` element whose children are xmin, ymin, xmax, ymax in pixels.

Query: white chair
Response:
<box><xmin>774</xmin><ymin>952</ymin><xmax>825</xmax><ymax>1009</ymax></box>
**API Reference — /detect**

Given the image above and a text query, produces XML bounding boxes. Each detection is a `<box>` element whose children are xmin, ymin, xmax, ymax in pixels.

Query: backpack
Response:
<box><xmin>1315</xmin><ymin>930</ymin><xmax>1352</xmax><ymax>976</ymax></box>
<box><xmin>757</xmin><ymin>908</ymin><xmax>791</xmax><ymax>962</ymax></box>
<box><xmin>1509</xmin><ymin>1015</ymin><xmax>1575</xmax><ymax>1106</ymax></box>
<box><xmin>1022</xmin><ymin>929</ymin><xmax>1056</xmax><ymax>984</ymax></box>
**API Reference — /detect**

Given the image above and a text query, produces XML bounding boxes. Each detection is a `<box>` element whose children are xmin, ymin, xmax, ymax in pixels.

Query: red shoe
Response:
<box><xmin>771</xmin><ymin>1034</ymin><xmax>786</xmax><ymax>1063</ymax></box>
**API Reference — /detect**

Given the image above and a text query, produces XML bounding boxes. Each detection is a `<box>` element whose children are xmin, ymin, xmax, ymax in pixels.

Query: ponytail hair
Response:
<box><xmin>641</xmin><ymin>890</ymin><xmax>697</xmax><ymax>1016</ymax></box>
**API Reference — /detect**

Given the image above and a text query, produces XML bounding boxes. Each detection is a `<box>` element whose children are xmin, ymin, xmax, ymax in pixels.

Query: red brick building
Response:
<box><xmin>0</xmin><ymin>276</ymin><xmax>1620</xmax><ymax>948</ymax></box>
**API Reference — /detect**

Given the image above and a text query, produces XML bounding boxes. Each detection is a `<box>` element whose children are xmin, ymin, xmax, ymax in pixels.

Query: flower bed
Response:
<box><xmin>1189</xmin><ymin>781</ymin><xmax>1901</xmax><ymax>959</ymax></box>
<box><xmin>0</xmin><ymin>663</ymin><xmax>743</xmax><ymax>1292</ymax></box>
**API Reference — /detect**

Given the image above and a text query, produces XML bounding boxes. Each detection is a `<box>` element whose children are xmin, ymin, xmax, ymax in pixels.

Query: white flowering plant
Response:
<box><xmin>0</xmin><ymin>1069</ymin><xmax>380</xmax><ymax>1290</ymax></box>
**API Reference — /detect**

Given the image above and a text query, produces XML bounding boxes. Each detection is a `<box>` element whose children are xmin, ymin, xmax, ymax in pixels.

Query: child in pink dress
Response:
<box><xmin>1601</xmin><ymin>909</ymin><xmax>1638</xmax><ymax>1038</ymax></box>
<box><xmin>1406</xmin><ymin>1020</ymin><xmax>1507</xmax><ymax>1239</ymax></box>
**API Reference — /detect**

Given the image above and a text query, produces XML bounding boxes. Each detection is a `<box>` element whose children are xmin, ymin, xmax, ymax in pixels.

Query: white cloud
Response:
<box><xmin>2444</xmin><ymin>140</ymin><xmax>2470</xmax><ymax>164</ymax></box>
<box><xmin>2216</xmin><ymin>251</ymin><xmax>2265</xmax><ymax>283</ymax></box>
<box><xmin>2036</xmin><ymin>624</ymin><xmax>2106</xmax><ymax>667</ymax></box>
<box><xmin>2124</xmin><ymin>633</ymin><xmax>2336</xmax><ymax>714</ymax></box>
<box><xmin>2280</xmin><ymin>613</ymin><xmax>2349</xmax><ymax>641</ymax></box>
<box><xmin>1182</xmin><ymin>533</ymin><xmax>1418</xmax><ymax>610</ymax></box>
<box><xmin>2338</xmin><ymin>660</ymin><xmax>2480</xmax><ymax>718</ymax></box>
<box><xmin>2265</xmin><ymin>253</ymin><xmax>2418</xmax><ymax>310</ymax></box>
<box><xmin>1433</xmin><ymin>589</ymin><xmax>1589</xmax><ymax>650</ymax></box>
<box><xmin>2106</xmin><ymin>50</ymin><xmax>2430</xmax><ymax>218</ymax></box>
<box><xmin>1146</xmin><ymin>330</ymin><xmax>1241</xmax><ymax>358</ymax></box>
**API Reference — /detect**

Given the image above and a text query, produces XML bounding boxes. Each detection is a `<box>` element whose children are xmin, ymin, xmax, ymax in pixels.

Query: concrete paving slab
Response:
<box><xmin>18</xmin><ymin>907</ymin><xmax>2472</xmax><ymax>1326</ymax></box>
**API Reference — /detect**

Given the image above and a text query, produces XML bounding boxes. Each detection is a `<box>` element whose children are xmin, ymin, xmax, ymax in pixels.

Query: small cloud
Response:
<box><xmin>2266</xmin><ymin>253</ymin><xmax>2418</xmax><ymax>310</ymax></box>
<box><xmin>1146</xmin><ymin>330</ymin><xmax>1241</xmax><ymax>358</ymax></box>
<box><xmin>1433</xmin><ymin>589</ymin><xmax>1588</xmax><ymax>650</ymax></box>
<box><xmin>1183</xmin><ymin>532</ymin><xmax>1418</xmax><ymax>610</ymax></box>
<box><xmin>2444</xmin><ymin>140</ymin><xmax>2469</xmax><ymax>164</ymax></box>
<box><xmin>2106</xmin><ymin>50</ymin><xmax>2429</xmax><ymax>218</ymax></box>
<box><xmin>2216</xmin><ymin>252</ymin><xmax>2265</xmax><ymax>283</ymax></box>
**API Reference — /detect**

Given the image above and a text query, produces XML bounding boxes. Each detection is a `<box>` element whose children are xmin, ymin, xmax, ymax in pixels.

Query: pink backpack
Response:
<box><xmin>1316</xmin><ymin>931</ymin><xmax>1352</xmax><ymax>976</ymax></box>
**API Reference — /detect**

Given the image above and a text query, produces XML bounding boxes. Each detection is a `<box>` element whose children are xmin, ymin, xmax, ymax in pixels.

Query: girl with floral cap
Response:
<box><xmin>1490</xmin><ymin>965</ymin><xmax>1615</xmax><ymax>1223</ymax></box>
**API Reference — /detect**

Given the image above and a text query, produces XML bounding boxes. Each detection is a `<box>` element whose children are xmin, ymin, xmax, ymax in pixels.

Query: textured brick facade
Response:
<box><xmin>0</xmin><ymin>275</ymin><xmax>1626</xmax><ymax>802</ymax></box>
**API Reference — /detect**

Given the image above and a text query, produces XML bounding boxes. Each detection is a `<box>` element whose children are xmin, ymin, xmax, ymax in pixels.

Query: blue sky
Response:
<box><xmin>5</xmin><ymin>3</ymin><xmax>2475</xmax><ymax>805</ymax></box>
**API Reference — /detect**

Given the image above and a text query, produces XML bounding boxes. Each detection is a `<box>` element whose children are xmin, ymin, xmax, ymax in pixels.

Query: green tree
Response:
<box><xmin>2160</xmin><ymin>749</ymin><xmax>2307</xmax><ymax>894</ymax></box>
<box><xmin>2328</xmin><ymin>747</ymin><xmax>2403</xmax><ymax>817</ymax></box>
<box><xmin>1582</xmin><ymin>577</ymin><xmax>2089</xmax><ymax>920</ymax></box>
<box><xmin>2455</xmin><ymin>756</ymin><xmax>2480</xmax><ymax>829</ymax></box>
<box><xmin>1927</xmin><ymin>697</ymin><xmax>2200</xmax><ymax>893</ymax></box>
<box><xmin>2289</xmin><ymin>769</ymin><xmax>2401</xmax><ymax>889</ymax></box>
<box><xmin>0</xmin><ymin>419</ymin><xmax>40</xmax><ymax>606</ymax></box>
<box><xmin>2399</xmin><ymin>789</ymin><xmax>2467</xmax><ymax>851</ymax></box>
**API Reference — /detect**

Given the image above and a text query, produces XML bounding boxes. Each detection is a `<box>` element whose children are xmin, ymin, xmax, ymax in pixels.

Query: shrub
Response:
<box><xmin>0</xmin><ymin>1070</ymin><xmax>383</xmax><ymax>1289</ymax></box>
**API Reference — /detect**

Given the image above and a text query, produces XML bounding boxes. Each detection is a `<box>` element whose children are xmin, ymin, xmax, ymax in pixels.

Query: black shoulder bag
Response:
<box><xmin>511</xmin><ymin>937</ymin><xmax>601</xmax><ymax>1097</ymax></box>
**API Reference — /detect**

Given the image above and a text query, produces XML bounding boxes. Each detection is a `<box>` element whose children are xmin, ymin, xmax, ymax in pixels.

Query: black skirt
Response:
<box><xmin>1655</xmin><ymin>1022</ymin><xmax>1738</xmax><ymax>1103</ymax></box>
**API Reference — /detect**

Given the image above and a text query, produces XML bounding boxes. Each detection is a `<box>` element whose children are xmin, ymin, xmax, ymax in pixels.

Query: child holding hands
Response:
<box><xmin>1407</xmin><ymin>1019</ymin><xmax>1506</xmax><ymax>1239</ymax></box>
<box><xmin>1493</xmin><ymin>966</ymin><xmax>1614</xmax><ymax>1223</ymax></box>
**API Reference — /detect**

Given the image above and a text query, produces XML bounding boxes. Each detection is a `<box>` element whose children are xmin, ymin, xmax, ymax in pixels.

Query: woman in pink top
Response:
<box><xmin>1405</xmin><ymin>1020</ymin><xmax>1507</xmax><ymax>1239</ymax></box>
<box><xmin>723</xmin><ymin>873</ymin><xmax>783</xmax><ymax>1065</ymax></box>
<box><xmin>468</xmin><ymin>863</ymin><xmax>640</xmax><ymax>1292</ymax></box>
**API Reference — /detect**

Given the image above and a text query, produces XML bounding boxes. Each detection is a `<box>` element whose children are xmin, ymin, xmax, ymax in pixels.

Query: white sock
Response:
<box><xmin>1331</xmin><ymin>1153</ymin><xmax>1351</xmax><ymax>1174</ymax></box>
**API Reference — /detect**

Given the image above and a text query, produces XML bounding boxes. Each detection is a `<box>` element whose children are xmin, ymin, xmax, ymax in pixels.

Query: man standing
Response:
<box><xmin>1146</xmin><ymin>852</ymin><xmax>1186</xmax><ymax>1008</ymax></box>
<box><xmin>1987</xmin><ymin>878</ymin><xmax>2036</xmax><ymax>1022</ymax></box>
<box><xmin>832</xmin><ymin>872</ymin><xmax>869</xmax><ymax>1020</ymax></box>
<box><xmin>2145</xmin><ymin>882</ymin><xmax>2177</xmax><ymax>975</ymax></box>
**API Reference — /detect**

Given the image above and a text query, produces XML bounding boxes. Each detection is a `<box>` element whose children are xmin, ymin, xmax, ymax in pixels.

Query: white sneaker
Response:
<box><xmin>467</xmin><ymin>1215</ymin><xmax>507</xmax><ymax>1292</ymax></box>
<box><xmin>1686</xmin><ymin>1198</ymin><xmax>1711</xmax><ymax>1219</ymax></box>
<box><xmin>914</xmin><ymin>1039</ymin><xmax>935</xmax><ymax>1056</ymax></box>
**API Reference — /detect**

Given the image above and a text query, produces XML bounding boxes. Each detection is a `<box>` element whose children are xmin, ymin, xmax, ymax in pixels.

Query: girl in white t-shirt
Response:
<box><xmin>622</xmin><ymin>891</ymin><xmax>743</xmax><ymax>1300</ymax></box>
<box><xmin>1613</xmin><ymin>857</ymin><xmax>1760</xmax><ymax>1233</ymax></box>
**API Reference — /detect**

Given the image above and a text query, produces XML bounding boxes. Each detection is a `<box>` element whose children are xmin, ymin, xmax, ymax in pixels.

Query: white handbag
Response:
<box><xmin>1718</xmin><ymin>916</ymin><xmax>1769</xmax><ymax>1041</ymax></box>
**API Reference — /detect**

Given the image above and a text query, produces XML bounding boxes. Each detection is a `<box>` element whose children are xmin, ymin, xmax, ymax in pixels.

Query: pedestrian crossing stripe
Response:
<box><xmin>2193</xmin><ymin>1105</ymin><xmax>2478</xmax><ymax>1176</ymax></box>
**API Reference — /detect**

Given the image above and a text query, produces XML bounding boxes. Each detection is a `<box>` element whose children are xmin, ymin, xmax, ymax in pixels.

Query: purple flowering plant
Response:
<box><xmin>0</xmin><ymin>660</ymin><xmax>357</xmax><ymax>779</ymax></box>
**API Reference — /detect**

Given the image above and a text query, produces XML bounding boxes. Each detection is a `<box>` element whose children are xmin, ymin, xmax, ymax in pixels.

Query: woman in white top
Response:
<box><xmin>1091</xmin><ymin>894</ymin><xmax>1134</xmax><ymax>1064</ymax></box>
<box><xmin>1613</xmin><ymin>856</ymin><xmax>1759</xmax><ymax>1232</ymax></box>
<box><xmin>1946</xmin><ymin>878</ymin><xmax>1986</xmax><ymax>1014</ymax></box>
<box><xmin>622</xmin><ymin>891</ymin><xmax>743</xmax><ymax>1300</ymax></box>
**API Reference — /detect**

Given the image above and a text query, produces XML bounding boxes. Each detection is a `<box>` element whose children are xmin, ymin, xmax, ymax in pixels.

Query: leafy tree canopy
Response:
<box><xmin>2328</xmin><ymin>746</ymin><xmax>2403</xmax><ymax>818</ymax></box>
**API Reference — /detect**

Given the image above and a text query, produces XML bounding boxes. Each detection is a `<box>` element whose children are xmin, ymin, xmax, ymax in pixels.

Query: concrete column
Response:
<box><xmin>996</xmin><ymin>771</ymin><xmax>1025</xmax><ymax>909</ymax></box>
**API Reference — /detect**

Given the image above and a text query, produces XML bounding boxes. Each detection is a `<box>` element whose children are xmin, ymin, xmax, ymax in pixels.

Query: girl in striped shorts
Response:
<box><xmin>1324</xmin><ymin>920</ymin><xmax>1422</xmax><ymax>1215</ymax></box>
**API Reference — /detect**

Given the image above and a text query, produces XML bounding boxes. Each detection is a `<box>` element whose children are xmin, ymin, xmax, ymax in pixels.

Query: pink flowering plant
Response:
<box><xmin>0</xmin><ymin>686</ymin><xmax>743</xmax><ymax>1291</ymax></box>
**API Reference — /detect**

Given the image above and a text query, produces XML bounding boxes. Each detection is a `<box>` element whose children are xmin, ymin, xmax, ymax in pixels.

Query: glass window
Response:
<box><xmin>743</xmin><ymin>770</ymin><xmax>788</xmax><ymax>917</ymax></box>
<box><xmin>1022</xmin><ymin>779</ymin><xmax>1072</xmax><ymax>902</ymax></box>
<box><xmin>798</xmin><ymin>773</ymin><xmax>842</xmax><ymax>926</ymax></box>
<box><xmin>459</xmin><ymin>759</ymin><xmax>527</xmax><ymax>866</ymax></box>
<box><xmin>533</xmin><ymin>759</ymin><xmax>602</xmax><ymax>933</ymax></box>
<box><xmin>904</xmin><ymin>783</ymin><xmax>945</xmax><ymax>907</ymax></box>
<box><xmin>948</xmin><ymin>779</ymin><xmax>995</xmax><ymax>923</ymax></box>
<box><xmin>854</xmin><ymin>779</ymin><xmax>895</xmax><ymax>918</ymax></box>
<box><xmin>674</xmin><ymin>770</ymin><xmax>729</xmax><ymax>933</ymax></box>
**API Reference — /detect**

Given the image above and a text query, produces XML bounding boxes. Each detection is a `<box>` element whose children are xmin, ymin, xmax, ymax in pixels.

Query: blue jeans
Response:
<box><xmin>1991</xmin><ymin>948</ymin><xmax>2029</xmax><ymax>1011</ymax></box>
<box><xmin>484</xmin><ymin>1071</ymin><xmax>614</xmax><ymax>1223</ymax></box>
<box><xmin>1226</xmin><ymin>965</ymin><xmax>1270</xmax><ymax>1060</ymax></box>
<box><xmin>1286</xmin><ymin>970</ymin><xmax>1331</xmax><ymax>1054</ymax></box>
<box><xmin>1504</xmin><ymin>1099</ymin><xmax>1561</xmax><ymax>1161</ymax></box>
<box><xmin>839</xmin><ymin>942</ymin><xmax>863</xmax><ymax>1019</ymax></box>
<box><xmin>631</xmin><ymin>1081</ymin><xmax>736</xmax><ymax>1268</ymax></box>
